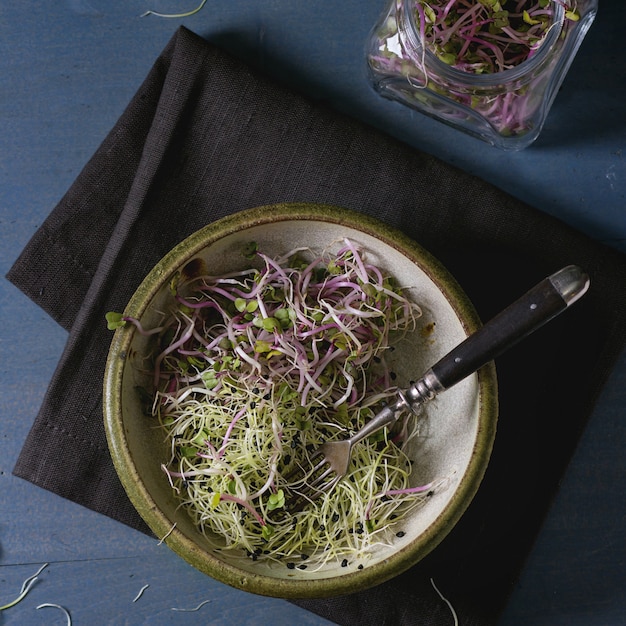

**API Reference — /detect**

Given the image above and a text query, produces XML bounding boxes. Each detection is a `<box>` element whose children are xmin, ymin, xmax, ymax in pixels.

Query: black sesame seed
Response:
<box><xmin>332</xmin><ymin>513</ymin><xmax>340</xmax><ymax>523</ymax></box>
<box><xmin>300</xmin><ymin>554</ymin><xmax>309</xmax><ymax>560</ymax></box>
<box><xmin>287</xmin><ymin>562</ymin><xmax>295</xmax><ymax>570</ymax></box>
<box><xmin>341</xmin><ymin>559</ymin><xmax>348</xmax><ymax>567</ymax></box>
<box><xmin>250</xmin><ymin>401</ymin><xmax>257</xmax><ymax>409</ymax></box>
<box><xmin>396</xmin><ymin>531</ymin><xmax>406</xmax><ymax>538</ymax></box>
<box><xmin>298</xmin><ymin>564</ymin><xmax>308</xmax><ymax>570</ymax></box>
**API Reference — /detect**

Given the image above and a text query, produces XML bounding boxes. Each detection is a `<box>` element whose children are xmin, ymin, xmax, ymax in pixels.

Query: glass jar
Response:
<box><xmin>366</xmin><ymin>0</ymin><xmax>598</xmax><ymax>150</ymax></box>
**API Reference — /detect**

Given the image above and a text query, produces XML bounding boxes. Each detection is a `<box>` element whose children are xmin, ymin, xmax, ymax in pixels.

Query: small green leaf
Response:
<box><xmin>105</xmin><ymin>311</ymin><xmax>126</xmax><ymax>330</ymax></box>
<box><xmin>201</xmin><ymin>369</ymin><xmax>219</xmax><ymax>389</ymax></box>
<box><xmin>296</xmin><ymin>417</ymin><xmax>311</xmax><ymax>431</ymax></box>
<box><xmin>423</xmin><ymin>4</ymin><xmax>436</xmax><ymax>22</ymax></box>
<box><xmin>219</xmin><ymin>337</ymin><xmax>233</xmax><ymax>350</ymax></box>
<box><xmin>327</xmin><ymin>259</ymin><xmax>341</xmax><ymax>275</ymax></box>
<box><xmin>437</xmin><ymin>51</ymin><xmax>457</xmax><ymax>65</ymax></box>
<box><xmin>254</xmin><ymin>339</ymin><xmax>272</xmax><ymax>354</ymax></box>
<box><xmin>192</xmin><ymin>429</ymin><xmax>210</xmax><ymax>446</ymax></box>
<box><xmin>210</xmin><ymin>492</ymin><xmax>221</xmax><ymax>508</ymax></box>
<box><xmin>242</xmin><ymin>241</ymin><xmax>258</xmax><ymax>259</ymax></box>
<box><xmin>261</xmin><ymin>317</ymin><xmax>280</xmax><ymax>332</ymax></box>
<box><xmin>187</xmin><ymin>356</ymin><xmax>205</xmax><ymax>369</ymax></box>
<box><xmin>523</xmin><ymin>9</ymin><xmax>540</xmax><ymax>25</ymax></box>
<box><xmin>267</xmin><ymin>489</ymin><xmax>285</xmax><ymax>511</ymax></box>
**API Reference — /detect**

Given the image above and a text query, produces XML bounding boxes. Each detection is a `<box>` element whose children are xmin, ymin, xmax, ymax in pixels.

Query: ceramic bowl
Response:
<box><xmin>103</xmin><ymin>203</ymin><xmax>497</xmax><ymax>598</ymax></box>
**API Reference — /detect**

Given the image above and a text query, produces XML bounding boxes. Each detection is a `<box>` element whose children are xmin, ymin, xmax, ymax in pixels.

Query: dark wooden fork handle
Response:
<box><xmin>403</xmin><ymin>265</ymin><xmax>590</xmax><ymax>411</ymax></box>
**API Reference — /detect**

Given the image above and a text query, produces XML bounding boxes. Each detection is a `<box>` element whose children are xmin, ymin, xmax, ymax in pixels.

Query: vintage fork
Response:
<box><xmin>285</xmin><ymin>265</ymin><xmax>589</xmax><ymax>511</ymax></box>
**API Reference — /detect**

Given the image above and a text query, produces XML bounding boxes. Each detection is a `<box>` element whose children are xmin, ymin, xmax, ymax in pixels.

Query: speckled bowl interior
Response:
<box><xmin>103</xmin><ymin>203</ymin><xmax>497</xmax><ymax>598</ymax></box>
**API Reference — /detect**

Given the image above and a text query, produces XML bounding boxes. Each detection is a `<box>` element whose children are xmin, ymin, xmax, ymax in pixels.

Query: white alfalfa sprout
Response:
<box><xmin>36</xmin><ymin>603</ymin><xmax>72</xmax><ymax>625</ymax></box>
<box><xmin>157</xmin><ymin>522</ymin><xmax>177</xmax><ymax>545</ymax></box>
<box><xmin>141</xmin><ymin>0</ymin><xmax>207</xmax><ymax>18</ymax></box>
<box><xmin>171</xmin><ymin>599</ymin><xmax>212</xmax><ymax>612</ymax></box>
<box><xmin>430</xmin><ymin>578</ymin><xmax>458</xmax><ymax>626</ymax></box>
<box><xmin>0</xmin><ymin>563</ymin><xmax>48</xmax><ymax>611</ymax></box>
<box><xmin>132</xmin><ymin>584</ymin><xmax>150</xmax><ymax>603</ymax></box>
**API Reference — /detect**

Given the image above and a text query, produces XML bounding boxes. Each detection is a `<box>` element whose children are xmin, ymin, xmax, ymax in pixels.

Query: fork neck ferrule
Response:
<box><xmin>401</xmin><ymin>369</ymin><xmax>444</xmax><ymax>414</ymax></box>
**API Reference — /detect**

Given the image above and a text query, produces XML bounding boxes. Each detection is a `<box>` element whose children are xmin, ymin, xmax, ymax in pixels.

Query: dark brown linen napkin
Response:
<box><xmin>7</xmin><ymin>26</ymin><xmax>626</xmax><ymax>626</ymax></box>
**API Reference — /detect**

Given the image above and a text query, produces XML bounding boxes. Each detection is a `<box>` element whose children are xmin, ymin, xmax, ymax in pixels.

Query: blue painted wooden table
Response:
<box><xmin>1</xmin><ymin>2</ymin><xmax>625</xmax><ymax>624</ymax></box>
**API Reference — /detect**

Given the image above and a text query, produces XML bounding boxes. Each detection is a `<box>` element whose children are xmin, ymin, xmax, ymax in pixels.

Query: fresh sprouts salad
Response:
<box><xmin>108</xmin><ymin>240</ymin><xmax>441</xmax><ymax>571</ymax></box>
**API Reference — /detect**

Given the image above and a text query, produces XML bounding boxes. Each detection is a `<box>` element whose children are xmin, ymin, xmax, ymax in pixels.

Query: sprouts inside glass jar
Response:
<box><xmin>367</xmin><ymin>0</ymin><xmax>598</xmax><ymax>149</ymax></box>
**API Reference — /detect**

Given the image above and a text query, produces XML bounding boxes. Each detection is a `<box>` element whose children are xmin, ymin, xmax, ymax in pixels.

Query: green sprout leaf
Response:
<box><xmin>261</xmin><ymin>524</ymin><xmax>275</xmax><ymax>540</ymax></box>
<box><xmin>201</xmin><ymin>369</ymin><xmax>219</xmax><ymax>389</ymax></box>
<box><xmin>266</xmin><ymin>489</ymin><xmax>285</xmax><ymax>511</ymax></box>
<box><xmin>210</xmin><ymin>492</ymin><xmax>221</xmax><ymax>508</ymax></box>
<box><xmin>254</xmin><ymin>339</ymin><xmax>272</xmax><ymax>354</ymax></box>
<box><xmin>523</xmin><ymin>9</ymin><xmax>540</xmax><ymax>25</ymax></box>
<box><xmin>242</xmin><ymin>241</ymin><xmax>258</xmax><ymax>259</ymax></box>
<box><xmin>105</xmin><ymin>311</ymin><xmax>126</xmax><ymax>330</ymax></box>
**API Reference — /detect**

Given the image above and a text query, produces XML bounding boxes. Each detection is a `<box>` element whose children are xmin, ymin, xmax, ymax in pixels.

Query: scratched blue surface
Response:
<box><xmin>1</xmin><ymin>1</ymin><xmax>625</xmax><ymax>625</ymax></box>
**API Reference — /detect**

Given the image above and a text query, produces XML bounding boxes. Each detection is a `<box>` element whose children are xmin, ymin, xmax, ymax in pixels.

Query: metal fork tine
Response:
<box><xmin>306</xmin><ymin>466</ymin><xmax>335</xmax><ymax>490</ymax></box>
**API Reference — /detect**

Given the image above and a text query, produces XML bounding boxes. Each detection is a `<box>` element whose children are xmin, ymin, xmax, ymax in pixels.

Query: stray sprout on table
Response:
<box><xmin>430</xmin><ymin>578</ymin><xmax>459</xmax><ymax>626</ymax></box>
<box><xmin>36</xmin><ymin>603</ymin><xmax>72</xmax><ymax>626</ymax></box>
<box><xmin>171</xmin><ymin>599</ymin><xmax>212</xmax><ymax>612</ymax></box>
<box><xmin>132</xmin><ymin>584</ymin><xmax>150</xmax><ymax>603</ymax></box>
<box><xmin>141</xmin><ymin>0</ymin><xmax>208</xmax><ymax>18</ymax></box>
<box><xmin>0</xmin><ymin>563</ymin><xmax>48</xmax><ymax>612</ymax></box>
<box><xmin>110</xmin><ymin>239</ymin><xmax>442</xmax><ymax>570</ymax></box>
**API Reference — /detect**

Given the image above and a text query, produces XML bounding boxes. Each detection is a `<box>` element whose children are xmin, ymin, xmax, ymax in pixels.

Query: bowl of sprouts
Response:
<box><xmin>103</xmin><ymin>203</ymin><xmax>497</xmax><ymax>598</ymax></box>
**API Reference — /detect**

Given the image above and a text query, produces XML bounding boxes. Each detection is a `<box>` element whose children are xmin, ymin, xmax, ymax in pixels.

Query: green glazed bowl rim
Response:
<box><xmin>103</xmin><ymin>202</ymin><xmax>498</xmax><ymax>598</ymax></box>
